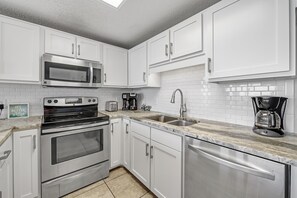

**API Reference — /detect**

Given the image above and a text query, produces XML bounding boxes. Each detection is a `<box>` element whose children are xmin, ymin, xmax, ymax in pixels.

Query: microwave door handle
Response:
<box><xmin>188</xmin><ymin>144</ymin><xmax>275</xmax><ymax>181</ymax></box>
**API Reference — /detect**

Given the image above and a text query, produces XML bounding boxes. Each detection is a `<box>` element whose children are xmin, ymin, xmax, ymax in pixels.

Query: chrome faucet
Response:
<box><xmin>170</xmin><ymin>89</ymin><xmax>187</xmax><ymax>120</ymax></box>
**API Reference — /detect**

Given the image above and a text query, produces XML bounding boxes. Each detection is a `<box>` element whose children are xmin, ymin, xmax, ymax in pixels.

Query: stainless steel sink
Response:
<box><xmin>167</xmin><ymin>120</ymin><xmax>197</xmax><ymax>126</ymax></box>
<box><xmin>145</xmin><ymin>115</ymin><xmax>177</xmax><ymax>123</ymax></box>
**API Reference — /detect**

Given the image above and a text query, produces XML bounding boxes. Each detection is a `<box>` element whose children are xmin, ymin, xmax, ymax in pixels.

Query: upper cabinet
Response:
<box><xmin>205</xmin><ymin>0</ymin><xmax>294</xmax><ymax>82</ymax></box>
<box><xmin>76</xmin><ymin>37</ymin><xmax>102</xmax><ymax>62</ymax></box>
<box><xmin>45</xmin><ymin>29</ymin><xmax>76</xmax><ymax>58</ymax></box>
<box><xmin>148</xmin><ymin>13</ymin><xmax>205</xmax><ymax>73</ymax></box>
<box><xmin>45</xmin><ymin>29</ymin><xmax>102</xmax><ymax>62</ymax></box>
<box><xmin>129</xmin><ymin>42</ymin><xmax>160</xmax><ymax>88</ymax></box>
<box><xmin>103</xmin><ymin>44</ymin><xmax>128</xmax><ymax>87</ymax></box>
<box><xmin>0</xmin><ymin>16</ymin><xmax>40</xmax><ymax>83</ymax></box>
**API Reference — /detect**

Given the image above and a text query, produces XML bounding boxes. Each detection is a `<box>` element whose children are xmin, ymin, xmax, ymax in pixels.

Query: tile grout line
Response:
<box><xmin>104</xmin><ymin>179</ymin><xmax>116</xmax><ymax>198</ymax></box>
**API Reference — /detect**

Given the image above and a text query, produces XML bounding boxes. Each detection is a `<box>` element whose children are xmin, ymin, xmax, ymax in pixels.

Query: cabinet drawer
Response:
<box><xmin>131</xmin><ymin>121</ymin><xmax>150</xmax><ymax>138</ymax></box>
<box><xmin>151</xmin><ymin>128</ymin><xmax>182</xmax><ymax>152</ymax></box>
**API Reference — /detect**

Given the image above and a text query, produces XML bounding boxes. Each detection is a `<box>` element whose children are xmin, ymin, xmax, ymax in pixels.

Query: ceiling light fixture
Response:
<box><xmin>101</xmin><ymin>0</ymin><xmax>125</xmax><ymax>8</ymax></box>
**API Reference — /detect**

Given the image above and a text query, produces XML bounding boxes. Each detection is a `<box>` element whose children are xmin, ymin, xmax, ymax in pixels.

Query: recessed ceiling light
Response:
<box><xmin>101</xmin><ymin>0</ymin><xmax>125</xmax><ymax>8</ymax></box>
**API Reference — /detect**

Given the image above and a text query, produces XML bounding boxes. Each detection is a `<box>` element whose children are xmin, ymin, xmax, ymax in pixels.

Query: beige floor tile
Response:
<box><xmin>74</xmin><ymin>183</ymin><xmax>114</xmax><ymax>198</ymax></box>
<box><xmin>141</xmin><ymin>192</ymin><xmax>157</xmax><ymax>198</ymax></box>
<box><xmin>63</xmin><ymin>180</ymin><xmax>105</xmax><ymax>198</ymax></box>
<box><xmin>106</xmin><ymin>174</ymin><xmax>148</xmax><ymax>198</ymax></box>
<box><xmin>104</xmin><ymin>167</ymin><xmax>128</xmax><ymax>182</ymax></box>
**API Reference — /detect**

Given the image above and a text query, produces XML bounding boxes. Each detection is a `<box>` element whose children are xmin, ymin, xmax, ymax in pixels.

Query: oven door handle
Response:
<box><xmin>42</xmin><ymin>121</ymin><xmax>109</xmax><ymax>134</ymax></box>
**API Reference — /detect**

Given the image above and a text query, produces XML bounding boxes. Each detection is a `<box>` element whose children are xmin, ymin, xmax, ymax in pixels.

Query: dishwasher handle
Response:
<box><xmin>188</xmin><ymin>144</ymin><xmax>275</xmax><ymax>181</ymax></box>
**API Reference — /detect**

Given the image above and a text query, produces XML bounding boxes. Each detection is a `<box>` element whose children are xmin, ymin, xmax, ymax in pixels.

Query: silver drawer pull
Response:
<box><xmin>0</xmin><ymin>150</ymin><xmax>11</xmax><ymax>161</ymax></box>
<box><xmin>72</xmin><ymin>43</ymin><xmax>74</xmax><ymax>55</ymax></box>
<box><xmin>207</xmin><ymin>58</ymin><xmax>212</xmax><ymax>73</ymax></box>
<box><xmin>170</xmin><ymin>42</ymin><xmax>173</xmax><ymax>55</ymax></box>
<box><xmin>150</xmin><ymin>146</ymin><xmax>153</xmax><ymax>159</ymax></box>
<box><xmin>145</xmin><ymin>143</ymin><xmax>149</xmax><ymax>156</ymax></box>
<box><xmin>143</xmin><ymin>72</ymin><xmax>146</xmax><ymax>82</ymax></box>
<box><xmin>188</xmin><ymin>144</ymin><xmax>275</xmax><ymax>181</ymax></box>
<box><xmin>165</xmin><ymin>44</ymin><xmax>169</xmax><ymax>56</ymax></box>
<box><xmin>126</xmin><ymin>124</ymin><xmax>129</xmax><ymax>134</ymax></box>
<box><xmin>33</xmin><ymin>135</ymin><xmax>37</xmax><ymax>150</ymax></box>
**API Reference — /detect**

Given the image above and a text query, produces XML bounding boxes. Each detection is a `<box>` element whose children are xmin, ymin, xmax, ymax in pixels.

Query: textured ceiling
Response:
<box><xmin>0</xmin><ymin>0</ymin><xmax>220</xmax><ymax>48</ymax></box>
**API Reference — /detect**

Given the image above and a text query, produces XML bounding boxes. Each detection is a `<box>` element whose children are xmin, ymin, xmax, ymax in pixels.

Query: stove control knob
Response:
<box><xmin>54</xmin><ymin>100</ymin><xmax>58</xmax><ymax>103</ymax></box>
<box><xmin>47</xmin><ymin>100</ymin><xmax>52</xmax><ymax>104</ymax></box>
<box><xmin>88</xmin><ymin>99</ymin><xmax>92</xmax><ymax>103</ymax></box>
<box><xmin>92</xmin><ymin>99</ymin><xmax>96</xmax><ymax>102</ymax></box>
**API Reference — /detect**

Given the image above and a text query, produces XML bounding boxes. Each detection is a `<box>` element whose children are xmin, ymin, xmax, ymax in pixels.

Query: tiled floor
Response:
<box><xmin>64</xmin><ymin>167</ymin><xmax>157</xmax><ymax>198</ymax></box>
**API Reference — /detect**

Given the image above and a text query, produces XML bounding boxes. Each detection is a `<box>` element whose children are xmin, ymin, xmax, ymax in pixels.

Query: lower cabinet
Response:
<box><xmin>130</xmin><ymin>132</ymin><xmax>151</xmax><ymax>188</ymax></box>
<box><xmin>0</xmin><ymin>136</ymin><xmax>13</xmax><ymax>198</ymax></box>
<box><xmin>122</xmin><ymin>119</ymin><xmax>131</xmax><ymax>170</ymax></box>
<box><xmin>13</xmin><ymin>129</ymin><xmax>39</xmax><ymax>198</ymax></box>
<box><xmin>292</xmin><ymin>166</ymin><xmax>297</xmax><ymax>198</ymax></box>
<box><xmin>110</xmin><ymin>119</ymin><xmax>122</xmax><ymax>169</ymax></box>
<box><xmin>150</xmin><ymin>140</ymin><xmax>182</xmax><ymax>198</ymax></box>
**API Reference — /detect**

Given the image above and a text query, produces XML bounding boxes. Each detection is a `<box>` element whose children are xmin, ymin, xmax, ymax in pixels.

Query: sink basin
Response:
<box><xmin>145</xmin><ymin>115</ymin><xmax>177</xmax><ymax>123</ymax></box>
<box><xmin>167</xmin><ymin>120</ymin><xmax>197</xmax><ymax>126</ymax></box>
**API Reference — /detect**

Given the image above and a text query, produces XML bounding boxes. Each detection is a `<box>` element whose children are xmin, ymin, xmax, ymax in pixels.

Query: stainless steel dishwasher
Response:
<box><xmin>185</xmin><ymin>136</ymin><xmax>289</xmax><ymax>198</ymax></box>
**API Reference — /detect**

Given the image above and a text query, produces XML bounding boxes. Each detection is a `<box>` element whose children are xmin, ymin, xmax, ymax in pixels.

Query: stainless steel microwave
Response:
<box><xmin>42</xmin><ymin>54</ymin><xmax>103</xmax><ymax>88</ymax></box>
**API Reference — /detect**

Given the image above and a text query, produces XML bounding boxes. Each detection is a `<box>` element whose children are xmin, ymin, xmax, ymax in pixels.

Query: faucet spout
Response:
<box><xmin>170</xmin><ymin>89</ymin><xmax>187</xmax><ymax>119</ymax></box>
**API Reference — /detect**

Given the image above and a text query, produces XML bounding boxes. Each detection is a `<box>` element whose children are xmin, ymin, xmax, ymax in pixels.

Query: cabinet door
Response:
<box><xmin>110</xmin><ymin>119</ymin><xmax>122</xmax><ymax>169</ymax></box>
<box><xmin>0</xmin><ymin>136</ymin><xmax>13</xmax><ymax>198</ymax></box>
<box><xmin>45</xmin><ymin>29</ymin><xmax>76</xmax><ymax>58</ymax></box>
<box><xmin>292</xmin><ymin>166</ymin><xmax>297</xmax><ymax>198</ymax></box>
<box><xmin>148</xmin><ymin>30</ymin><xmax>170</xmax><ymax>66</ymax></box>
<box><xmin>103</xmin><ymin>44</ymin><xmax>128</xmax><ymax>86</ymax></box>
<box><xmin>14</xmin><ymin>129</ymin><xmax>39</xmax><ymax>198</ymax></box>
<box><xmin>77</xmin><ymin>37</ymin><xmax>102</xmax><ymax>62</ymax></box>
<box><xmin>205</xmin><ymin>0</ymin><xmax>290</xmax><ymax>79</ymax></box>
<box><xmin>122</xmin><ymin>119</ymin><xmax>131</xmax><ymax>170</ymax></box>
<box><xmin>130</xmin><ymin>132</ymin><xmax>150</xmax><ymax>188</ymax></box>
<box><xmin>0</xmin><ymin>16</ymin><xmax>40</xmax><ymax>82</ymax></box>
<box><xmin>170</xmin><ymin>13</ymin><xmax>203</xmax><ymax>61</ymax></box>
<box><xmin>150</xmin><ymin>140</ymin><xmax>181</xmax><ymax>198</ymax></box>
<box><xmin>128</xmin><ymin>42</ymin><xmax>147</xmax><ymax>86</ymax></box>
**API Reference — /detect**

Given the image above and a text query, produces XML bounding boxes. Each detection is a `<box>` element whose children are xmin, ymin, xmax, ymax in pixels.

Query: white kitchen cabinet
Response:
<box><xmin>128</xmin><ymin>42</ymin><xmax>160</xmax><ymax>88</ymax></box>
<box><xmin>130</xmin><ymin>132</ymin><xmax>151</xmax><ymax>188</ymax></box>
<box><xmin>170</xmin><ymin>13</ymin><xmax>203</xmax><ymax>61</ymax></box>
<box><xmin>76</xmin><ymin>37</ymin><xmax>102</xmax><ymax>62</ymax></box>
<box><xmin>0</xmin><ymin>16</ymin><xmax>40</xmax><ymax>83</ymax></box>
<box><xmin>45</xmin><ymin>28</ymin><xmax>76</xmax><ymax>58</ymax></box>
<box><xmin>292</xmin><ymin>166</ymin><xmax>297</xmax><ymax>198</ymax></box>
<box><xmin>0</xmin><ymin>136</ymin><xmax>13</xmax><ymax>198</ymax></box>
<box><xmin>150</xmin><ymin>140</ymin><xmax>181</xmax><ymax>198</ymax></box>
<box><xmin>103</xmin><ymin>44</ymin><xmax>128</xmax><ymax>87</ymax></box>
<box><xmin>122</xmin><ymin>119</ymin><xmax>131</xmax><ymax>170</ymax></box>
<box><xmin>148</xmin><ymin>30</ymin><xmax>170</xmax><ymax>66</ymax></box>
<box><xmin>14</xmin><ymin>129</ymin><xmax>39</xmax><ymax>198</ymax></box>
<box><xmin>204</xmin><ymin>0</ymin><xmax>292</xmax><ymax>81</ymax></box>
<box><xmin>110</xmin><ymin>119</ymin><xmax>122</xmax><ymax>169</ymax></box>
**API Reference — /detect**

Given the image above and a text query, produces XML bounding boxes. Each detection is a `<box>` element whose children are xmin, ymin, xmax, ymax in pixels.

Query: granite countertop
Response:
<box><xmin>100</xmin><ymin>110</ymin><xmax>297</xmax><ymax>166</ymax></box>
<box><xmin>0</xmin><ymin>116</ymin><xmax>42</xmax><ymax>146</ymax></box>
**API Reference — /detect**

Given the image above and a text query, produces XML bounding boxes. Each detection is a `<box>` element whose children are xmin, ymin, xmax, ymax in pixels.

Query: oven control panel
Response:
<box><xmin>44</xmin><ymin>97</ymin><xmax>98</xmax><ymax>106</ymax></box>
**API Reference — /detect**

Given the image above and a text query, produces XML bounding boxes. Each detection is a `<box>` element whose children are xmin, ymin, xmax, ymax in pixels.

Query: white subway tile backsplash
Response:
<box><xmin>138</xmin><ymin>66</ymin><xmax>296</xmax><ymax>133</ymax></box>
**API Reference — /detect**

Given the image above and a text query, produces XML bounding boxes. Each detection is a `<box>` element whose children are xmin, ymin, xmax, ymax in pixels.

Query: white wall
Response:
<box><xmin>138</xmin><ymin>66</ymin><xmax>295</xmax><ymax>133</ymax></box>
<box><xmin>0</xmin><ymin>84</ymin><xmax>128</xmax><ymax>119</ymax></box>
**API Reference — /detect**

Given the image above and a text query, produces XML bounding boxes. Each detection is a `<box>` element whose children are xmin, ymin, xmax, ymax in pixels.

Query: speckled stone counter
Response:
<box><xmin>100</xmin><ymin>110</ymin><xmax>297</xmax><ymax>166</ymax></box>
<box><xmin>0</xmin><ymin>116</ymin><xmax>42</xmax><ymax>146</ymax></box>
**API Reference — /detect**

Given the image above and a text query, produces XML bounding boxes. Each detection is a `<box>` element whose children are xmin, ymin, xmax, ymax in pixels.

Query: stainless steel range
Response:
<box><xmin>41</xmin><ymin>97</ymin><xmax>110</xmax><ymax>198</ymax></box>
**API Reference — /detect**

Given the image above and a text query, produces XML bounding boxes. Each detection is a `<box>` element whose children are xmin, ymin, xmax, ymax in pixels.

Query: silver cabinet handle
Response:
<box><xmin>188</xmin><ymin>144</ymin><xmax>275</xmax><ymax>181</ymax></box>
<box><xmin>104</xmin><ymin>73</ymin><xmax>107</xmax><ymax>83</ymax></box>
<box><xmin>170</xmin><ymin>42</ymin><xmax>173</xmax><ymax>55</ymax></box>
<box><xmin>207</xmin><ymin>58</ymin><xmax>212</xmax><ymax>73</ymax></box>
<box><xmin>78</xmin><ymin>45</ymin><xmax>81</xmax><ymax>56</ymax></box>
<box><xmin>165</xmin><ymin>44</ymin><xmax>169</xmax><ymax>56</ymax></box>
<box><xmin>126</xmin><ymin>124</ymin><xmax>129</xmax><ymax>134</ymax></box>
<box><xmin>111</xmin><ymin>123</ymin><xmax>114</xmax><ymax>133</ymax></box>
<box><xmin>145</xmin><ymin>144</ymin><xmax>149</xmax><ymax>156</ymax></box>
<box><xmin>33</xmin><ymin>135</ymin><xmax>36</xmax><ymax>150</ymax></box>
<box><xmin>150</xmin><ymin>146</ymin><xmax>153</xmax><ymax>159</ymax></box>
<box><xmin>0</xmin><ymin>150</ymin><xmax>11</xmax><ymax>161</ymax></box>
<box><xmin>72</xmin><ymin>43</ymin><xmax>74</xmax><ymax>55</ymax></box>
<box><xmin>143</xmin><ymin>72</ymin><xmax>146</xmax><ymax>82</ymax></box>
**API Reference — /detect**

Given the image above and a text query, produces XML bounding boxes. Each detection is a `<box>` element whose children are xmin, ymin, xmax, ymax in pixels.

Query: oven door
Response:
<box><xmin>41</xmin><ymin>122</ymin><xmax>110</xmax><ymax>182</ymax></box>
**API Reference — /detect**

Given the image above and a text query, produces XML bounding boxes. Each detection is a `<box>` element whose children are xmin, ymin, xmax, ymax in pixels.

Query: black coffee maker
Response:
<box><xmin>251</xmin><ymin>96</ymin><xmax>288</xmax><ymax>137</ymax></box>
<box><xmin>122</xmin><ymin>93</ymin><xmax>138</xmax><ymax>110</ymax></box>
